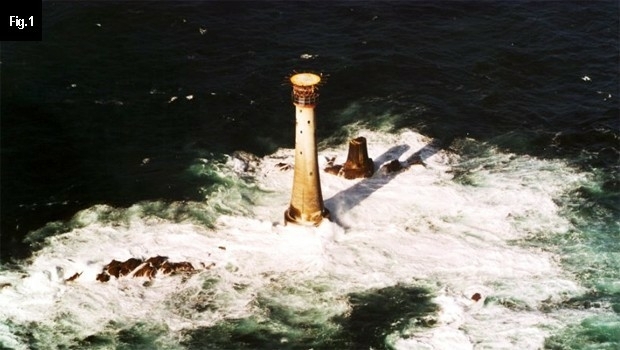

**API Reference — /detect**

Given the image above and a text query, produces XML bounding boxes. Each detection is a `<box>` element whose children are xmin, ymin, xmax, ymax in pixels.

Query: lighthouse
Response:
<box><xmin>284</xmin><ymin>73</ymin><xmax>330</xmax><ymax>226</ymax></box>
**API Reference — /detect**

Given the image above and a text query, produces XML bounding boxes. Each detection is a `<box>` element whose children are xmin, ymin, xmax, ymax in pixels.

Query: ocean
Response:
<box><xmin>1</xmin><ymin>1</ymin><xmax>618</xmax><ymax>349</ymax></box>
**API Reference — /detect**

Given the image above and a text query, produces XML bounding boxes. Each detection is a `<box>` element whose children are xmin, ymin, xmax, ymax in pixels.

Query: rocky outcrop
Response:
<box><xmin>381</xmin><ymin>159</ymin><xmax>404</xmax><ymax>173</ymax></box>
<box><xmin>95</xmin><ymin>256</ymin><xmax>202</xmax><ymax>282</ymax></box>
<box><xmin>379</xmin><ymin>153</ymin><xmax>426</xmax><ymax>174</ymax></box>
<box><xmin>232</xmin><ymin>150</ymin><xmax>261</xmax><ymax>173</ymax></box>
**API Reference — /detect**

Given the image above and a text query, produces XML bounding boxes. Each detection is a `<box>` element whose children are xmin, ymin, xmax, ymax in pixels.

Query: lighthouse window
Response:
<box><xmin>309</xmin><ymin>171</ymin><xmax>313</xmax><ymax>176</ymax></box>
<box><xmin>307</xmin><ymin>120</ymin><xmax>310</xmax><ymax>124</ymax></box>
<box><xmin>300</xmin><ymin>130</ymin><xmax>303</xmax><ymax>134</ymax></box>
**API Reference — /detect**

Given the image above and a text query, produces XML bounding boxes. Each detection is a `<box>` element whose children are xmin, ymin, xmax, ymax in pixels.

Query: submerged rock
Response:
<box><xmin>232</xmin><ymin>150</ymin><xmax>261</xmax><ymax>173</ymax></box>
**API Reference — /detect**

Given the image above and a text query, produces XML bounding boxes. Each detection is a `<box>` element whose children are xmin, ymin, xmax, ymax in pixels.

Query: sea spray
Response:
<box><xmin>1</xmin><ymin>128</ymin><xmax>618</xmax><ymax>349</ymax></box>
<box><xmin>22</xmin><ymin>155</ymin><xmax>265</xmax><ymax>255</ymax></box>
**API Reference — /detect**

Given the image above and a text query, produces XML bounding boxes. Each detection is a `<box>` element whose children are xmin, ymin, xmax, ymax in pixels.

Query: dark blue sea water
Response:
<box><xmin>1</xmin><ymin>1</ymin><xmax>618</xmax><ymax>349</ymax></box>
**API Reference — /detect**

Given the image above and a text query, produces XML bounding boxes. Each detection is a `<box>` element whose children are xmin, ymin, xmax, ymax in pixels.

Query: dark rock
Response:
<box><xmin>162</xmin><ymin>261</ymin><xmax>195</xmax><ymax>275</ymax></box>
<box><xmin>323</xmin><ymin>164</ymin><xmax>342</xmax><ymax>175</ymax></box>
<box><xmin>382</xmin><ymin>159</ymin><xmax>404</xmax><ymax>173</ymax></box>
<box><xmin>64</xmin><ymin>272</ymin><xmax>82</xmax><ymax>282</ymax></box>
<box><xmin>133</xmin><ymin>263</ymin><xmax>158</xmax><ymax>278</ymax></box>
<box><xmin>97</xmin><ymin>256</ymin><xmax>201</xmax><ymax>283</ymax></box>
<box><xmin>118</xmin><ymin>258</ymin><xmax>144</xmax><ymax>277</ymax></box>
<box><xmin>146</xmin><ymin>255</ymin><xmax>168</xmax><ymax>268</ymax></box>
<box><xmin>276</xmin><ymin>162</ymin><xmax>292</xmax><ymax>171</ymax></box>
<box><xmin>96</xmin><ymin>273</ymin><xmax>110</xmax><ymax>282</ymax></box>
<box><xmin>232</xmin><ymin>150</ymin><xmax>260</xmax><ymax>173</ymax></box>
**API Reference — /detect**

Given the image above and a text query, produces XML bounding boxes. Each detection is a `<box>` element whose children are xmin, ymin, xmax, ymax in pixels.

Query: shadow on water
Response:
<box><xmin>181</xmin><ymin>284</ymin><xmax>438</xmax><ymax>350</ymax></box>
<box><xmin>324</xmin><ymin>141</ymin><xmax>440</xmax><ymax>226</ymax></box>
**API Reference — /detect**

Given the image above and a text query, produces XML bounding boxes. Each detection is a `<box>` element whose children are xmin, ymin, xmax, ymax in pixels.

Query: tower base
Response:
<box><xmin>284</xmin><ymin>206</ymin><xmax>330</xmax><ymax>227</ymax></box>
<box><xmin>324</xmin><ymin>137</ymin><xmax>375</xmax><ymax>179</ymax></box>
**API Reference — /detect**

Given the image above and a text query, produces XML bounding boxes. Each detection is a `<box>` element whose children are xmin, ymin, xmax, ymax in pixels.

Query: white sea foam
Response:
<box><xmin>0</xmin><ymin>128</ymin><xmax>605</xmax><ymax>349</ymax></box>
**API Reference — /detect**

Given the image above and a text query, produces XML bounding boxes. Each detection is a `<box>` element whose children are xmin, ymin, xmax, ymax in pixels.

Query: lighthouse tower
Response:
<box><xmin>284</xmin><ymin>73</ymin><xmax>330</xmax><ymax>226</ymax></box>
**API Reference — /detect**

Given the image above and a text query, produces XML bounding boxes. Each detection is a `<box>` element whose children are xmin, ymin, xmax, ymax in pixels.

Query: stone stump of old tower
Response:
<box><xmin>340</xmin><ymin>137</ymin><xmax>374</xmax><ymax>179</ymax></box>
